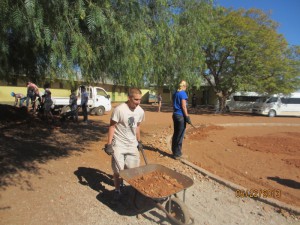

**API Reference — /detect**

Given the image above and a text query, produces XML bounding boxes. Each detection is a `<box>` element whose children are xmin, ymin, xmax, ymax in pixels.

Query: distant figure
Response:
<box><xmin>80</xmin><ymin>86</ymin><xmax>89</xmax><ymax>123</ymax></box>
<box><xmin>192</xmin><ymin>94</ymin><xmax>197</xmax><ymax>108</ymax></box>
<box><xmin>157</xmin><ymin>93</ymin><xmax>162</xmax><ymax>112</ymax></box>
<box><xmin>11</xmin><ymin>92</ymin><xmax>27</xmax><ymax>107</ymax></box>
<box><xmin>42</xmin><ymin>88</ymin><xmax>54</xmax><ymax>122</ymax></box>
<box><xmin>26</xmin><ymin>82</ymin><xmax>40</xmax><ymax>113</ymax></box>
<box><xmin>69</xmin><ymin>91</ymin><xmax>78</xmax><ymax>122</ymax></box>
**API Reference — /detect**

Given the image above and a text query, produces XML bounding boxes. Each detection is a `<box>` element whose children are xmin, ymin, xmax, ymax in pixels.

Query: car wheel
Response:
<box><xmin>95</xmin><ymin>106</ymin><xmax>105</xmax><ymax>116</ymax></box>
<box><xmin>268</xmin><ymin>109</ymin><xmax>276</xmax><ymax>117</ymax></box>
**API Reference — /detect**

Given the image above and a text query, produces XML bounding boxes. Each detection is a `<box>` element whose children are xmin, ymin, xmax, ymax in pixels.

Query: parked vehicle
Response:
<box><xmin>225</xmin><ymin>92</ymin><xmax>267</xmax><ymax>112</ymax></box>
<box><xmin>51</xmin><ymin>86</ymin><xmax>111</xmax><ymax>116</ymax></box>
<box><xmin>252</xmin><ymin>92</ymin><xmax>300</xmax><ymax>117</ymax></box>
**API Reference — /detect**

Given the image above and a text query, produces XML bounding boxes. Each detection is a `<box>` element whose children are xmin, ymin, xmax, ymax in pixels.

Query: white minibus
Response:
<box><xmin>252</xmin><ymin>93</ymin><xmax>300</xmax><ymax>117</ymax></box>
<box><xmin>226</xmin><ymin>92</ymin><xmax>267</xmax><ymax>112</ymax></box>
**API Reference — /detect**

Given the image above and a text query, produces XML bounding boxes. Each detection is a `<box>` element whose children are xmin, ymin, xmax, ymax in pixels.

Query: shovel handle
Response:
<box><xmin>140</xmin><ymin>147</ymin><xmax>148</xmax><ymax>165</ymax></box>
<box><xmin>190</xmin><ymin>123</ymin><xmax>196</xmax><ymax>129</ymax></box>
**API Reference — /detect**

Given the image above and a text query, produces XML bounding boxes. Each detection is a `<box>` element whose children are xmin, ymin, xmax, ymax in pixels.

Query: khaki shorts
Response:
<box><xmin>112</xmin><ymin>145</ymin><xmax>140</xmax><ymax>174</ymax></box>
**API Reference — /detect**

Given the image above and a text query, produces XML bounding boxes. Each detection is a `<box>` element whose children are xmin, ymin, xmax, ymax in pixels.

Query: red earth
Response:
<box><xmin>1</xmin><ymin>103</ymin><xmax>300</xmax><ymax>210</ymax></box>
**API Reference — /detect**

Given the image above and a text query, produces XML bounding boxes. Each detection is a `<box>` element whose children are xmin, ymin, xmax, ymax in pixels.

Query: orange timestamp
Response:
<box><xmin>235</xmin><ymin>189</ymin><xmax>281</xmax><ymax>198</ymax></box>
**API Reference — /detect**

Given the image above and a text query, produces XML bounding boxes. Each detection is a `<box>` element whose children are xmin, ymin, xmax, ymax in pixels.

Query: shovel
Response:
<box><xmin>189</xmin><ymin>123</ymin><xmax>197</xmax><ymax>129</ymax></box>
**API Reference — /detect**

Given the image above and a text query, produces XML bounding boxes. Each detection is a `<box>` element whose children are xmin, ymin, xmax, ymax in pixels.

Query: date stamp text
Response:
<box><xmin>235</xmin><ymin>189</ymin><xmax>281</xmax><ymax>198</ymax></box>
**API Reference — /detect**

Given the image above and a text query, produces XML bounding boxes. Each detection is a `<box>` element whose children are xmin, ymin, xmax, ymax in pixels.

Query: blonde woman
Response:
<box><xmin>171</xmin><ymin>80</ymin><xmax>192</xmax><ymax>159</ymax></box>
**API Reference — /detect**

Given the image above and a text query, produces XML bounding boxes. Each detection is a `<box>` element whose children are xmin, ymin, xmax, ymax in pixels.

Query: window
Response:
<box><xmin>96</xmin><ymin>88</ymin><xmax>107</xmax><ymax>97</ymax></box>
<box><xmin>289</xmin><ymin>98</ymin><xmax>300</xmax><ymax>104</ymax></box>
<box><xmin>86</xmin><ymin>87</ymin><xmax>92</xmax><ymax>98</ymax></box>
<box><xmin>281</xmin><ymin>98</ymin><xmax>289</xmax><ymax>104</ymax></box>
<box><xmin>281</xmin><ymin>98</ymin><xmax>300</xmax><ymax>104</ymax></box>
<box><xmin>256</xmin><ymin>97</ymin><xmax>269</xmax><ymax>103</ymax></box>
<box><xmin>233</xmin><ymin>96</ymin><xmax>261</xmax><ymax>102</ymax></box>
<box><xmin>266</xmin><ymin>97</ymin><xmax>278</xmax><ymax>103</ymax></box>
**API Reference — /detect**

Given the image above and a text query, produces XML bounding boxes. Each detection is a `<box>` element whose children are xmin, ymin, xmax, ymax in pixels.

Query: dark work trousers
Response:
<box><xmin>172</xmin><ymin>113</ymin><xmax>186</xmax><ymax>157</ymax></box>
<box><xmin>82</xmin><ymin>104</ymin><xmax>88</xmax><ymax>122</ymax></box>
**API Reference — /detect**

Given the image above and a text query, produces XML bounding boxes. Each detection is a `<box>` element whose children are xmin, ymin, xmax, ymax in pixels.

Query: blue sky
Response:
<box><xmin>216</xmin><ymin>0</ymin><xmax>300</xmax><ymax>46</ymax></box>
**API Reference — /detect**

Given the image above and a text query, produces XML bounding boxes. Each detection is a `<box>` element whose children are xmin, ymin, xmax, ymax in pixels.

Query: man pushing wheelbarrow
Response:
<box><xmin>104</xmin><ymin>87</ymin><xmax>145</xmax><ymax>203</ymax></box>
<box><xmin>104</xmin><ymin>87</ymin><xmax>194</xmax><ymax>224</ymax></box>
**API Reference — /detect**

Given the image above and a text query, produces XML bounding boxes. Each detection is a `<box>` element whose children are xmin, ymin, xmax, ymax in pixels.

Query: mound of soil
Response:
<box><xmin>0</xmin><ymin>104</ymin><xmax>31</xmax><ymax>122</ymax></box>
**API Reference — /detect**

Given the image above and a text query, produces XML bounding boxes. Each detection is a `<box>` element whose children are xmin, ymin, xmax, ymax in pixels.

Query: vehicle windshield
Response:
<box><xmin>96</xmin><ymin>88</ymin><xmax>108</xmax><ymax>97</ymax></box>
<box><xmin>255</xmin><ymin>97</ymin><xmax>269</xmax><ymax>103</ymax></box>
<box><xmin>266</xmin><ymin>97</ymin><xmax>278</xmax><ymax>103</ymax></box>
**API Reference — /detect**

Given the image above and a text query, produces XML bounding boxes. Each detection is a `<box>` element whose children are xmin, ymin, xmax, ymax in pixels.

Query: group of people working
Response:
<box><xmin>11</xmin><ymin>82</ymin><xmax>54</xmax><ymax>121</ymax></box>
<box><xmin>12</xmin><ymin>79</ymin><xmax>191</xmax><ymax>204</ymax></box>
<box><xmin>104</xmin><ymin>79</ymin><xmax>191</xmax><ymax>203</ymax></box>
<box><xmin>11</xmin><ymin>82</ymin><xmax>89</xmax><ymax>123</ymax></box>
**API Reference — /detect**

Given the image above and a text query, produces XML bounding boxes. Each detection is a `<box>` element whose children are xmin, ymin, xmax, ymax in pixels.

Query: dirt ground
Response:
<box><xmin>0</xmin><ymin>103</ymin><xmax>300</xmax><ymax>224</ymax></box>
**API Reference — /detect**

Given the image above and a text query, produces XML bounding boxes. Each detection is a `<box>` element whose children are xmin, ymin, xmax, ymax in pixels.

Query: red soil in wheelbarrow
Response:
<box><xmin>128</xmin><ymin>171</ymin><xmax>184</xmax><ymax>198</ymax></box>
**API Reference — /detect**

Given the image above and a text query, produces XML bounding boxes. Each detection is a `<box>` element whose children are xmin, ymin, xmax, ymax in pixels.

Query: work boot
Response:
<box><xmin>111</xmin><ymin>190</ymin><xmax>122</xmax><ymax>204</ymax></box>
<box><xmin>174</xmin><ymin>155</ymin><xmax>188</xmax><ymax>160</ymax></box>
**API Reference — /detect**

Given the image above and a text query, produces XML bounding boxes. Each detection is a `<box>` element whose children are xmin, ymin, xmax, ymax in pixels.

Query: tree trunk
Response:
<box><xmin>215</xmin><ymin>93</ymin><xmax>228</xmax><ymax>113</ymax></box>
<box><xmin>219</xmin><ymin>96</ymin><xmax>227</xmax><ymax>113</ymax></box>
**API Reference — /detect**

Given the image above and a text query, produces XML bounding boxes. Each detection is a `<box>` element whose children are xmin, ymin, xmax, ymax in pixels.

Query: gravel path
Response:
<box><xmin>1</xmin><ymin>107</ymin><xmax>300</xmax><ymax>225</ymax></box>
<box><xmin>1</xmin><ymin>150</ymin><xmax>299</xmax><ymax>225</ymax></box>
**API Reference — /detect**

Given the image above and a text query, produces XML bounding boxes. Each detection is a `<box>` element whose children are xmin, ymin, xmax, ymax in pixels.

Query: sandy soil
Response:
<box><xmin>0</xmin><ymin>103</ymin><xmax>300</xmax><ymax>225</ymax></box>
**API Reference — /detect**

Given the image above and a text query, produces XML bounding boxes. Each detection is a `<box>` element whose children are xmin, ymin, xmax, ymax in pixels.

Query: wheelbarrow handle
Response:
<box><xmin>140</xmin><ymin>146</ymin><xmax>148</xmax><ymax>165</ymax></box>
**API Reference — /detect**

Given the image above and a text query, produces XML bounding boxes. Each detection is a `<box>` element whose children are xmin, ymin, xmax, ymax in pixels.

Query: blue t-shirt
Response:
<box><xmin>172</xmin><ymin>90</ymin><xmax>188</xmax><ymax>116</ymax></box>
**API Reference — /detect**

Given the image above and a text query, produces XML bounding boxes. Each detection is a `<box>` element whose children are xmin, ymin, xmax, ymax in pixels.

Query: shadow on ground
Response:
<box><xmin>268</xmin><ymin>176</ymin><xmax>300</xmax><ymax>189</ymax></box>
<box><xmin>74</xmin><ymin>166</ymin><xmax>168</xmax><ymax>223</ymax></box>
<box><xmin>0</xmin><ymin>104</ymin><xmax>109</xmax><ymax>189</ymax></box>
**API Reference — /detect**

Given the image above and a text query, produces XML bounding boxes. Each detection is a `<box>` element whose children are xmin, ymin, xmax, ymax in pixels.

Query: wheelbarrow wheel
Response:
<box><xmin>165</xmin><ymin>197</ymin><xmax>190</xmax><ymax>224</ymax></box>
<box><xmin>61</xmin><ymin>105</ymin><xmax>71</xmax><ymax>115</ymax></box>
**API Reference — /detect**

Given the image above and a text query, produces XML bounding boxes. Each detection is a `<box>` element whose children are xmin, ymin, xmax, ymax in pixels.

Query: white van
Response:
<box><xmin>252</xmin><ymin>93</ymin><xmax>300</xmax><ymax>117</ymax></box>
<box><xmin>52</xmin><ymin>86</ymin><xmax>111</xmax><ymax>116</ymax></box>
<box><xmin>226</xmin><ymin>92</ymin><xmax>267</xmax><ymax>112</ymax></box>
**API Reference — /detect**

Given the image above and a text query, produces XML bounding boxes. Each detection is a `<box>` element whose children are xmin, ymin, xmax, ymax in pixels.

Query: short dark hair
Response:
<box><xmin>128</xmin><ymin>88</ymin><xmax>142</xmax><ymax>97</ymax></box>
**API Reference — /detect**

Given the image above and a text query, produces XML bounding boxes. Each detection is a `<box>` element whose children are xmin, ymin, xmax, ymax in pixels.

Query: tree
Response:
<box><xmin>0</xmin><ymin>0</ymin><xmax>96</xmax><ymax>84</ymax></box>
<box><xmin>0</xmin><ymin>0</ymin><xmax>153</xmax><ymax>87</ymax></box>
<box><xmin>144</xmin><ymin>0</ymin><xmax>212</xmax><ymax>92</ymax></box>
<box><xmin>2</xmin><ymin>0</ymin><xmax>297</xmax><ymax>102</ymax></box>
<box><xmin>201</xmin><ymin>8</ymin><xmax>300</xmax><ymax>112</ymax></box>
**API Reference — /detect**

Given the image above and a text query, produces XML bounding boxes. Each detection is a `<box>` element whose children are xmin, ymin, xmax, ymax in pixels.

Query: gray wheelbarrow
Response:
<box><xmin>111</xmin><ymin>146</ymin><xmax>194</xmax><ymax>225</ymax></box>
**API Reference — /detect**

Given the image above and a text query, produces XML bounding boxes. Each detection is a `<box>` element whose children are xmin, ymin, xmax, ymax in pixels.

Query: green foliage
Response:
<box><xmin>0</xmin><ymin>0</ymin><xmax>298</xmax><ymax>101</ymax></box>
<box><xmin>201</xmin><ymin>7</ymin><xmax>300</xmax><ymax>111</ymax></box>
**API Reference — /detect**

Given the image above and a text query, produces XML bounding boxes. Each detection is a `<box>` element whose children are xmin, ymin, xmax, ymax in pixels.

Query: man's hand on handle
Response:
<box><xmin>185</xmin><ymin>116</ymin><xmax>192</xmax><ymax>125</ymax></box>
<box><xmin>104</xmin><ymin>144</ymin><xmax>114</xmax><ymax>155</ymax></box>
<box><xmin>137</xmin><ymin>141</ymin><xmax>143</xmax><ymax>151</ymax></box>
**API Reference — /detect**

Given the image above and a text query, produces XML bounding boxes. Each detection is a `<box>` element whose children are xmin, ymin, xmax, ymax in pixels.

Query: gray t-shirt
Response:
<box><xmin>111</xmin><ymin>103</ymin><xmax>145</xmax><ymax>148</ymax></box>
